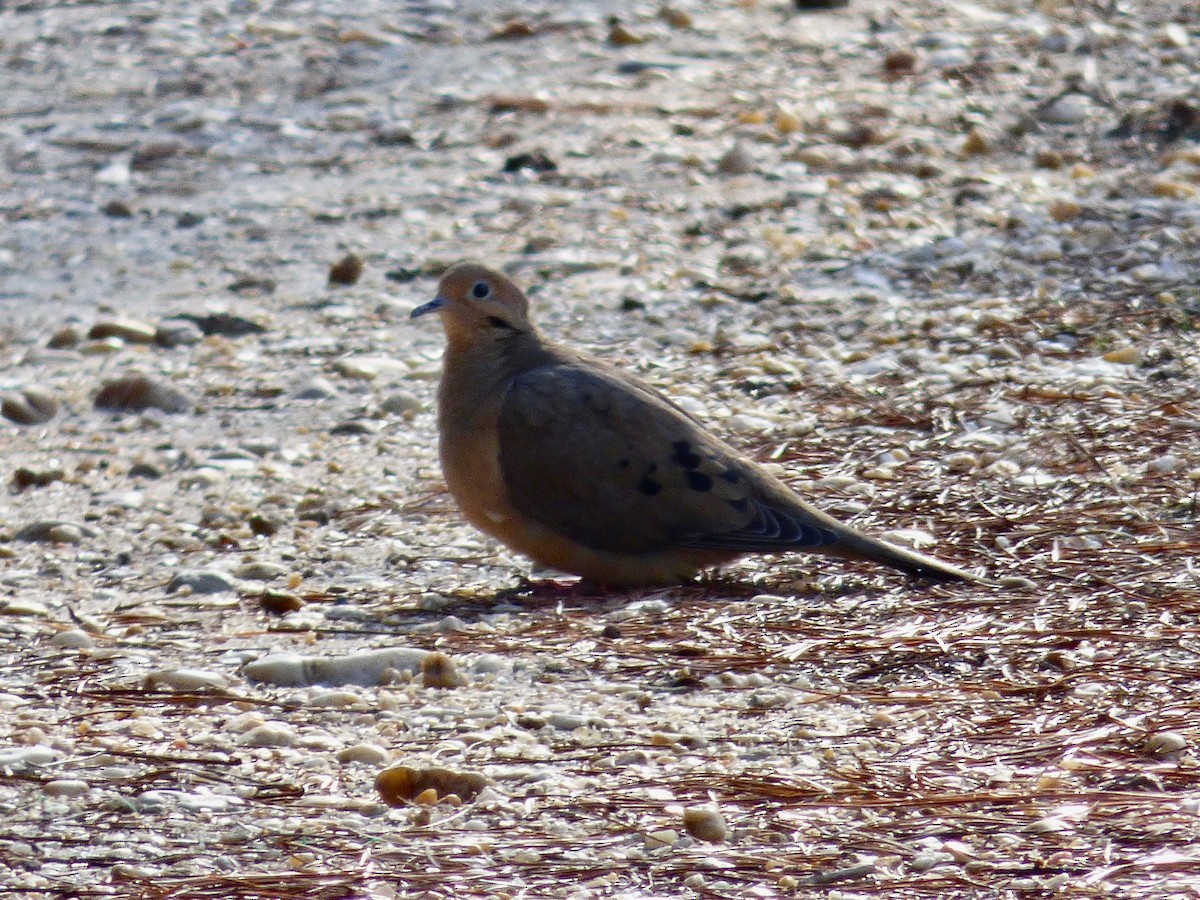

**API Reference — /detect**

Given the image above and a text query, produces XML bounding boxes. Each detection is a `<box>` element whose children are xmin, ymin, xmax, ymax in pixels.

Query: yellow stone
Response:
<box><xmin>1048</xmin><ymin>198</ymin><xmax>1082</xmax><ymax>221</ymax></box>
<box><xmin>962</xmin><ymin>128</ymin><xmax>989</xmax><ymax>155</ymax></box>
<box><xmin>775</xmin><ymin>107</ymin><xmax>801</xmax><ymax>134</ymax></box>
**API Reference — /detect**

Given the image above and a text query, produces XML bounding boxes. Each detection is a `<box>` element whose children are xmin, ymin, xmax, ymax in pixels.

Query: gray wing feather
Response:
<box><xmin>497</xmin><ymin>364</ymin><xmax>841</xmax><ymax>555</ymax></box>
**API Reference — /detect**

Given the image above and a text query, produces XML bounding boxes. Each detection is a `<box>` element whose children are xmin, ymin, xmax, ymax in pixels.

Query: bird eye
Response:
<box><xmin>471</xmin><ymin>281</ymin><xmax>491</xmax><ymax>300</ymax></box>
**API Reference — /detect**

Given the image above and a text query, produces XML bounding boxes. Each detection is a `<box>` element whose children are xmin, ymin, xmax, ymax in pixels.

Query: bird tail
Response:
<box><xmin>826</xmin><ymin>526</ymin><xmax>981</xmax><ymax>583</ymax></box>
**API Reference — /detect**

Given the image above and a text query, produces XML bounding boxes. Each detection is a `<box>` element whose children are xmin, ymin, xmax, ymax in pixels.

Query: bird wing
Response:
<box><xmin>496</xmin><ymin>363</ymin><xmax>842</xmax><ymax>556</ymax></box>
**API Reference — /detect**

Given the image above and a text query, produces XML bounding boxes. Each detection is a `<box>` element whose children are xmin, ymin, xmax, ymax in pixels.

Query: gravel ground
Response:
<box><xmin>2</xmin><ymin>1</ymin><xmax>1200</xmax><ymax>897</ymax></box>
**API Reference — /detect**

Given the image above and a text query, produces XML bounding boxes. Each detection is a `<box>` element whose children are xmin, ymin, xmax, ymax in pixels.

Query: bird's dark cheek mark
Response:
<box><xmin>487</xmin><ymin>316</ymin><xmax>513</xmax><ymax>329</ymax></box>
<box><xmin>686</xmin><ymin>471</ymin><xmax>713</xmax><ymax>492</ymax></box>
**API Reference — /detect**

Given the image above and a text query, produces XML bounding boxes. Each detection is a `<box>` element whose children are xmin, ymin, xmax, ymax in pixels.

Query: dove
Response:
<box><xmin>410</xmin><ymin>263</ymin><xmax>981</xmax><ymax>587</ymax></box>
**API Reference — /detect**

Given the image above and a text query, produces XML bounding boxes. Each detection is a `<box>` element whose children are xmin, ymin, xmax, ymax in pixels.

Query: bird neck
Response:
<box><xmin>439</xmin><ymin>327</ymin><xmax>562</xmax><ymax>420</ymax></box>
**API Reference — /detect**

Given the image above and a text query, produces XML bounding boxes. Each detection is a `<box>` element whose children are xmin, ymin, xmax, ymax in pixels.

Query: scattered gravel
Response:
<box><xmin>2</xmin><ymin>0</ymin><xmax>1199</xmax><ymax>898</ymax></box>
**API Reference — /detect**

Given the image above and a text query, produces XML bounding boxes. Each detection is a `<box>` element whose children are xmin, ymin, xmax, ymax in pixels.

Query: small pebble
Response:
<box><xmin>658</xmin><ymin>5</ymin><xmax>692</xmax><ymax>28</ymax></box>
<box><xmin>1146</xmin><ymin>731</ymin><xmax>1187</xmax><ymax>760</ymax></box>
<box><xmin>421</xmin><ymin>651</ymin><xmax>467</xmax><ymax>688</ymax></box>
<box><xmin>95</xmin><ymin>374</ymin><xmax>191</xmax><ymax>414</ymax></box>
<box><xmin>1147</xmin><ymin>454</ymin><xmax>1178</xmax><ymax>474</ymax></box>
<box><xmin>306</xmin><ymin>688</ymin><xmax>364</xmax><ymax>708</ymax></box>
<box><xmin>12</xmin><ymin>466</ymin><xmax>65</xmax><ymax>490</ymax></box>
<box><xmin>682</xmin><ymin>806</ymin><xmax>729</xmax><ymax>843</ymax></box>
<box><xmin>248</xmin><ymin>513</ymin><xmax>284</xmax><ymax>537</ymax></box>
<box><xmin>1</xmin><ymin>599</ymin><xmax>49</xmax><ymax>616</ymax></box>
<box><xmin>503</xmin><ymin>150</ymin><xmax>557</xmax><ymax>173</ymax></box>
<box><xmin>233</xmin><ymin>561</ymin><xmax>287</xmax><ymax>581</ymax></box>
<box><xmin>717</xmin><ymin>142</ymin><xmax>755</xmax><ymax>175</ymax></box>
<box><xmin>1024</xmin><ymin>235</ymin><xmax>1063</xmax><ymax>262</ymax></box>
<box><xmin>167</xmin><ymin>569</ymin><xmax>238</xmax><ymax>594</ymax></box>
<box><xmin>244</xmin><ymin>648</ymin><xmax>428</xmax><ymax>687</ymax></box>
<box><xmin>333</xmin><ymin>356</ymin><xmax>408</xmax><ymax>380</ymax></box>
<box><xmin>1160</xmin><ymin>22</ymin><xmax>1190</xmax><ymax>48</ymax></box>
<box><xmin>47</xmin><ymin>324</ymin><xmax>84</xmax><ymax>348</ymax></box>
<box><xmin>607</xmin><ymin>18</ymin><xmax>647</xmax><ymax>46</ymax></box>
<box><xmin>101</xmin><ymin>199</ymin><xmax>134</xmax><ymax>218</ymax></box>
<box><xmin>43</xmin><ymin>779</ymin><xmax>90</xmax><ymax>798</ymax></box>
<box><xmin>180</xmin><ymin>313</ymin><xmax>265</xmax><ymax>337</ymax></box>
<box><xmin>336</xmin><ymin>743</ymin><xmax>390</xmax><ymax>765</ymax></box>
<box><xmin>546</xmin><ymin>712</ymin><xmax>591</xmax><ymax>730</ymax></box>
<box><xmin>775</xmin><ymin>106</ymin><xmax>801</xmax><ymax>134</ymax></box>
<box><xmin>81</xmin><ymin>337</ymin><xmax>128</xmax><ymax>356</ymax></box>
<box><xmin>883</xmin><ymin>49</ymin><xmax>919</xmax><ymax>77</ymax></box>
<box><xmin>644</xmin><ymin>829</ymin><xmax>678</xmax><ymax>848</ymax></box>
<box><xmin>259</xmin><ymin>591</ymin><xmax>303</xmax><ymax>615</ymax></box>
<box><xmin>1039</xmin><ymin>31</ymin><xmax>1071</xmax><ymax>53</ymax></box>
<box><xmin>14</xmin><ymin>521</ymin><xmax>90</xmax><ymax>543</ymax></box>
<box><xmin>381</xmin><ymin>391</ymin><xmax>423</xmax><ymax>417</ymax></box>
<box><xmin>239</xmin><ymin>723</ymin><xmax>297</xmax><ymax>748</ymax></box>
<box><xmin>1038</xmin><ymin>93</ymin><xmax>1092</xmax><ymax>125</ymax></box>
<box><xmin>910</xmin><ymin>851</ymin><xmax>956</xmax><ymax>871</ymax></box>
<box><xmin>49</xmin><ymin>629</ymin><xmax>95</xmax><ymax>649</ymax></box>
<box><xmin>2</xmin><ymin>387</ymin><xmax>59</xmax><ymax>425</ymax></box>
<box><xmin>998</xmin><ymin>576</ymin><xmax>1038</xmax><ymax>590</ymax></box>
<box><xmin>330</xmin><ymin>419</ymin><xmax>378</xmax><ymax>436</ymax></box>
<box><xmin>1048</xmin><ymin>198</ymin><xmax>1082</xmax><ymax>222</ymax></box>
<box><xmin>748</xmin><ymin>689</ymin><xmax>788</xmax><ymax>709</ymax></box>
<box><xmin>1028</xmin><ymin>816</ymin><xmax>1071</xmax><ymax>834</ymax></box>
<box><xmin>328</xmin><ymin>252</ymin><xmax>364</xmax><ymax>286</ymax></box>
<box><xmin>88</xmin><ymin>318</ymin><xmax>157</xmax><ymax>344</ymax></box>
<box><xmin>471</xmin><ymin>654</ymin><xmax>510</xmax><ymax>675</ymax></box>
<box><xmin>944</xmin><ymin>452</ymin><xmax>978</xmax><ymax>473</ymax></box>
<box><xmin>375</xmin><ymin>765</ymin><xmax>488</xmax><ymax>805</ymax></box>
<box><xmin>293</xmin><ymin>377</ymin><xmax>340</xmax><ymax>399</ymax></box>
<box><xmin>1103</xmin><ymin>345</ymin><xmax>1140</xmax><ymax>365</ymax></box>
<box><xmin>0</xmin><ymin>746</ymin><xmax>60</xmax><ymax>770</ymax></box>
<box><xmin>95</xmin><ymin>157</ymin><xmax>131</xmax><ymax>186</ymax></box>
<box><xmin>241</xmin><ymin>438</ymin><xmax>280</xmax><ymax>457</ymax></box>
<box><xmin>155</xmin><ymin>319</ymin><xmax>205</xmax><ymax>348</ymax></box>
<box><xmin>1035</xmin><ymin>149</ymin><xmax>1064</xmax><ymax>169</ymax></box>
<box><xmin>961</xmin><ymin>128</ymin><xmax>989</xmax><ymax>155</ymax></box>
<box><xmin>145</xmin><ymin>668</ymin><xmax>229</xmax><ymax>691</ymax></box>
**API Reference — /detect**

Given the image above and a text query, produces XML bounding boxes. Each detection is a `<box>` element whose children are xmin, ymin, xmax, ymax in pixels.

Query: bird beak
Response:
<box><xmin>410</xmin><ymin>296</ymin><xmax>446</xmax><ymax>319</ymax></box>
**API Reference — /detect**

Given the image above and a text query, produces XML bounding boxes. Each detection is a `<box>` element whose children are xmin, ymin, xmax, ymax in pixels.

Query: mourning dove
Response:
<box><xmin>411</xmin><ymin>263</ymin><xmax>980</xmax><ymax>587</ymax></box>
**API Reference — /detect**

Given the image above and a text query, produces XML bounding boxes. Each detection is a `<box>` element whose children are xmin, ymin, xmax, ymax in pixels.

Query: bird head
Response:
<box><xmin>411</xmin><ymin>262</ymin><xmax>531</xmax><ymax>343</ymax></box>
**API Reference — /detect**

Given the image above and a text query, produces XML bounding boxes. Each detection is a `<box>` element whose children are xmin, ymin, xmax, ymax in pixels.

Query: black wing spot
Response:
<box><xmin>618</xmin><ymin>459</ymin><xmax>630</xmax><ymax>469</ymax></box>
<box><xmin>686</xmin><ymin>471</ymin><xmax>713</xmax><ymax>492</ymax></box>
<box><xmin>727</xmin><ymin>497</ymin><xmax>749</xmax><ymax>513</ymax></box>
<box><xmin>720</xmin><ymin>469</ymin><xmax>741</xmax><ymax>484</ymax></box>
<box><xmin>639</xmin><ymin>477</ymin><xmax>663</xmax><ymax>496</ymax></box>
<box><xmin>671</xmin><ymin>440</ymin><xmax>702</xmax><ymax>470</ymax></box>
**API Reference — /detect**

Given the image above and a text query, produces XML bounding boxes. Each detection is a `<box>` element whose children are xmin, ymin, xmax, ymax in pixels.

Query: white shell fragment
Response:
<box><xmin>243</xmin><ymin>648</ymin><xmax>430</xmax><ymax>687</ymax></box>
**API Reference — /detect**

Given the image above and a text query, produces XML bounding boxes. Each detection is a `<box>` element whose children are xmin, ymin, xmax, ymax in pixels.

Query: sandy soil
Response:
<box><xmin>2</xmin><ymin>1</ymin><xmax>1199</xmax><ymax>897</ymax></box>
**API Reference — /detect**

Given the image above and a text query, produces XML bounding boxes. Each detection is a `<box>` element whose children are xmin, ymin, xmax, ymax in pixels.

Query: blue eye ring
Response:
<box><xmin>471</xmin><ymin>281</ymin><xmax>491</xmax><ymax>300</ymax></box>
